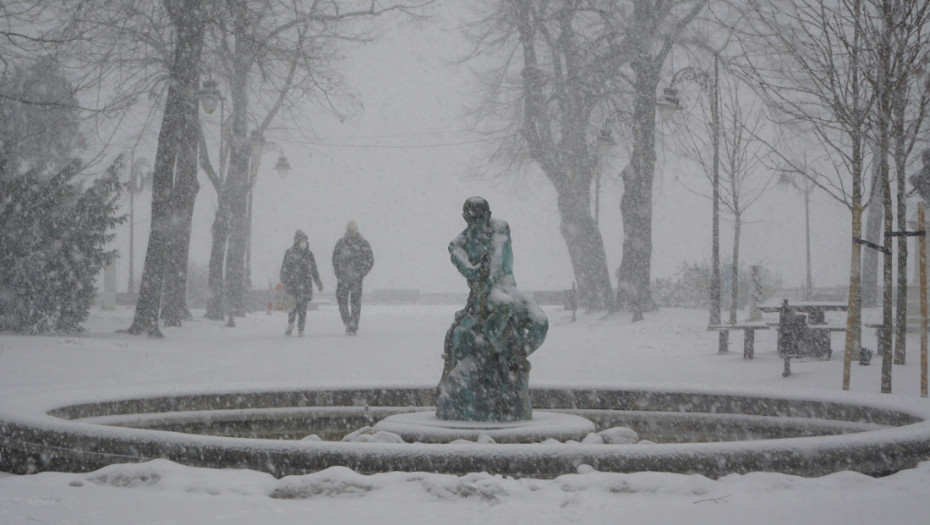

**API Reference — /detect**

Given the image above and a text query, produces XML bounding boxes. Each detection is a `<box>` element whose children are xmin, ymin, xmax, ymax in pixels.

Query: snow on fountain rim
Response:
<box><xmin>3</xmin><ymin>382</ymin><xmax>930</xmax><ymax>478</ymax></box>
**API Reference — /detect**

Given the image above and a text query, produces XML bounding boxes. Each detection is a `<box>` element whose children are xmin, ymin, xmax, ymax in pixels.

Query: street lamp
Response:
<box><xmin>126</xmin><ymin>156</ymin><xmax>152</xmax><ymax>294</ymax></box>
<box><xmin>657</xmin><ymin>87</ymin><xmax>683</xmax><ymax>122</ymax></box>
<box><xmin>273</xmin><ymin>155</ymin><xmax>292</xmax><ymax>180</ymax></box>
<box><xmin>245</xmin><ymin>131</ymin><xmax>291</xmax><ymax>290</ymax></box>
<box><xmin>780</xmin><ymin>159</ymin><xmax>815</xmax><ymax>300</ymax></box>
<box><xmin>658</xmin><ymin>54</ymin><xmax>721</xmax><ymax>329</ymax></box>
<box><xmin>595</xmin><ymin>127</ymin><xmax>617</xmax><ymax>228</ymax></box>
<box><xmin>200</xmin><ymin>79</ymin><xmax>221</xmax><ymax>114</ymax></box>
<box><xmin>199</xmin><ymin>77</ymin><xmax>226</xmax><ymax>177</ymax></box>
<box><xmin>199</xmin><ymin>77</ymin><xmax>230</xmax><ymax>323</ymax></box>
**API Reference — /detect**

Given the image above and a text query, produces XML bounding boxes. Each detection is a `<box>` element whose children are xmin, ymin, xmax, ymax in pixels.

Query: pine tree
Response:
<box><xmin>0</xmin><ymin>161</ymin><xmax>124</xmax><ymax>333</ymax></box>
<box><xmin>0</xmin><ymin>56</ymin><xmax>124</xmax><ymax>333</ymax></box>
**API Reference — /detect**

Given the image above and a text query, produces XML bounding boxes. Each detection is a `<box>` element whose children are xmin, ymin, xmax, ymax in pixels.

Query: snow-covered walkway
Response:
<box><xmin>1</xmin><ymin>303</ymin><xmax>928</xmax><ymax>524</ymax></box>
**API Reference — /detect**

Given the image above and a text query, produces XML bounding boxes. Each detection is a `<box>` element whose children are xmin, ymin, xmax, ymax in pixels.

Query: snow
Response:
<box><xmin>1</xmin><ymin>302</ymin><xmax>930</xmax><ymax>524</ymax></box>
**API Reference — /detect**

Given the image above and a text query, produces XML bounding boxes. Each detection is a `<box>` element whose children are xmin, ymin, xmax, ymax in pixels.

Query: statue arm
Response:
<box><xmin>488</xmin><ymin>220</ymin><xmax>512</xmax><ymax>283</ymax></box>
<box><xmin>449</xmin><ymin>235</ymin><xmax>480</xmax><ymax>281</ymax></box>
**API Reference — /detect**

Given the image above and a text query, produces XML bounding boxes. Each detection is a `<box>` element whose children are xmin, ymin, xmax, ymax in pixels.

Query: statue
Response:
<box><xmin>436</xmin><ymin>197</ymin><xmax>549</xmax><ymax>422</ymax></box>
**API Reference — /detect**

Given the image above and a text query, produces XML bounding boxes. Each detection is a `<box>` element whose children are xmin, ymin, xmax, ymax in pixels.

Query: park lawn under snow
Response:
<box><xmin>1</xmin><ymin>302</ymin><xmax>929</xmax><ymax>524</ymax></box>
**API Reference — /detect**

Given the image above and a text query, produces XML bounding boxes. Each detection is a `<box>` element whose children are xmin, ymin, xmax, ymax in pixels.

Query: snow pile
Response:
<box><xmin>84</xmin><ymin>459</ymin><xmax>277</xmax><ymax>497</ymax></box>
<box><xmin>341</xmin><ymin>426</ymin><xmax>405</xmax><ymax>443</ymax></box>
<box><xmin>74</xmin><ymin>457</ymin><xmax>930</xmax><ymax>505</ymax></box>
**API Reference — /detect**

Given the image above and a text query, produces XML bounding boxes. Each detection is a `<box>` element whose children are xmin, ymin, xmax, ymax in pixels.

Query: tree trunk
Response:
<box><xmin>893</xmin><ymin>106</ymin><xmax>909</xmax><ymax>366</ymax></box>
<box><xmin>160</xmin><ymin>134</ymin><xmax>200</xmax><ymax>326</ymax></box>
<box><xmin>223</xmin><ymin>157</ymin><xmax>249</xmax><ymax>315</ymax></box>
<box><xmin>894</xmin><ymin>178</ymin><xmax>908</xmax><ymax>366</ymax></box>
<box><xmin>730</xmin><ymin>214</ymin><xmax>741</xmax><ymax>324</ymax></box>
<box><xmin>511</xmin><ymin>0</ymin><xmax>613</xmax><ymax>310</ymax></box>
<box><xmin>205</xmin><ymin>192</ymin><xmax>231</xmax><ymax>320</ymax></box>
<box><xmin>843</xmin><ymin>203</ymin><xmax>864</xmax><ymax>390</ymax></box>
<box><xmin>161</xmin><ymin>60</ymin><xmax>203</xmax><ymax>326</ymax></box>
<box><xmin>223</xmin><ymin>45</ymin><xmax>253</xmax><ymax>317</ymax></box>
<box><xmin>616</xmin><ymin>57</ymin><xmax>658</xmax><ymax>321</ymax></box>
<box><xmin>879</xmin><ymin>1</ymin><xmax>894</xmax><ymax>393</ymax></box>
<box><xmin>556</xmin><ymin>183</ymin><xmax>614</xmax><ymax>311</ymax></box>
<box><xmin>881</xmin><ymin>148</ymin><xmax>893</xmax><ymax>392</ymax></box>
<box><xmin>842</xmin><ymin>0</ymin><xmax>867</xmax><ymax>390</ymax></box>
<box><xmin>127</xmin><ymin>1</ymin><xmax>206</xmax><ymax>336</ymax></box>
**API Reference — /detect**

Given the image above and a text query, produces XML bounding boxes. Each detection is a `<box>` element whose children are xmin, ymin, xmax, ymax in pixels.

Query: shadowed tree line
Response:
<box><xmin>1</xmin><ymin>0</ymin><xmax>427</xmax><ymax>336</ymax></box>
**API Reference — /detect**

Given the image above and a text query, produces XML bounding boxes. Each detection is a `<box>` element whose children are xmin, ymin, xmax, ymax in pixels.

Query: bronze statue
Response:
<box><xmin>436</xmin><ymin>197</ymin><xmax>548</xmax><ymax>422</ymax></box>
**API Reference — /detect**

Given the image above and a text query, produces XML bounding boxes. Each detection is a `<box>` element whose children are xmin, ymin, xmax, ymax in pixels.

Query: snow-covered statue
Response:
<box><xmin>436</xmin><ymin>196</ymin><xmax>549</xmax><ymax>422</ymax></box>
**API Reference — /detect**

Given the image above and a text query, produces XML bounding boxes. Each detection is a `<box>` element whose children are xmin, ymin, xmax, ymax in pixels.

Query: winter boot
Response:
<box><xmin>285</xmin><ymin>322</ymin><xmax>294</xmax><ymax>336</ymax></box>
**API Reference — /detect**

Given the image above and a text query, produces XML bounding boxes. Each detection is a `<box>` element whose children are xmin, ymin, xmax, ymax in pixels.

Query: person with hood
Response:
<box><xmin>332</xmin><ymin>220</ymin><xmax>374</xmax><ymax>335</ymax></box>
<box><xmin>280</xmin><ymin>229</ymin><xmax>323</xmax><ymax>336</ymax></box>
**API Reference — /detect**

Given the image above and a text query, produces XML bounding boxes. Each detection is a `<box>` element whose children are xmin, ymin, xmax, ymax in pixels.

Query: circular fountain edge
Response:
<box><xmin>2</xmin><ymin>386</ymin><xmax>930</xmax><ymax>479</ymax></box>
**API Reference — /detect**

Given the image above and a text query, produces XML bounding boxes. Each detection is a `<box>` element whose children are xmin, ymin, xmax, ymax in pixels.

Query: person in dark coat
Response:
<box><xmin>280</xmin><ymin>229</ymin><xmax>323</xmax><ymax>336</ymax></box>
<box><xmin>332</xmin><ymin>220</ymin><xmax>374</xmax><ymax>335</ymax></box>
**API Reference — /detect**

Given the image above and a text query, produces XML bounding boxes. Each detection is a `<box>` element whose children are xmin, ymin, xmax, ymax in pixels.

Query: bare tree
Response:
<box><xmin>835</xmin><ymin>0</ymin><xmax>930</xmax><ymax>389</ymax></box>
<box><xmin>611</xmin><ymin>0</ymin><xmax>707</xmax><ymax>320</ymax></box>
<box><xmin>461</xmin><ymin>0</ymin><xmax>621</xmax><ymax>310</ymax></box>
<box><xmin>462</xmin><ymin>0</ymin><xmax>706</xmax><ymax>313</ymax></box>
<box><xmin>2</xmin><ymin>1</ymin><xmax>172</xmax><ymax>158</ymax></box>
<box><xmin>741</xmin><ymin>0</ymin><xmax>930</xmax><ymax>392</ymax></box>
<box><xmin>200</xmin><ymin>0</ymin><xmax>426</xmax><ymax>320</ymax></box>
<box><xmin>1</xmin><ymin>1</ymin><xmax>206</xmax><ymax>334</ymax></box>
<box><xmin>867</xmin><ymin>0</ymin><xmax>930</xmax><ymax>369</ymax></box>
<box><xmin>738</xmin><ymin>0</ymin><xmax>875</xmax><ymax>389</ymax></box>
<box><xmin>675</xmin><ymin>73</ymin><xmax>772</xmax><ymax>324</ymax></box>
<box><xmin>127</xmin><ymin>0</ymin><xmax>208</xmax><ymax>336</ymax></box>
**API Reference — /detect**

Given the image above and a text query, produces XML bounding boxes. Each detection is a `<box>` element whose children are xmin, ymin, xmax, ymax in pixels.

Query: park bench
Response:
<box><xmin>710</xmin><ymin>300</ymin><xmax>849</xmax><ymax>377</ymax></box>
<box><xmin>708</xmin><ymin>322</ymin><xmax>770</xmax><ymax>359</ymax></box>
<box><xmin>864</xmin><ymin>322</ymin><xmax>884</xmax><ymax>355</ymax></box>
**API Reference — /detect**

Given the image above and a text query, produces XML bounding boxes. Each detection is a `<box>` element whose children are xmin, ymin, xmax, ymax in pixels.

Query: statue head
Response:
<box><xmin>462</xmin><ymin>196</ymin><xmax>491</xmax><ymax>226</ymax></box>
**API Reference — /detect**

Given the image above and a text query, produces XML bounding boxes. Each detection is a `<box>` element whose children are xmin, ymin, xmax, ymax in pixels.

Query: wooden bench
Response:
<box><xmin>864</xmin><ymin>322</ymin><xmax>886</xmax><ymax>354</ymax></box>
<box><xmin>709</xmin><ymin>323</ymin><xmax>770</xmax><ymax>359</ymax></box>
<box><xmin>864</xmin><ymin>319</ymin><xmax>925</xmax><ymax>356</ymax></box>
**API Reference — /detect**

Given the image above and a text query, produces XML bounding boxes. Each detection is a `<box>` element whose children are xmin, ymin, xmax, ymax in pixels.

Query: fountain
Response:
<box><xmin>3</xmin><ymin>200</ymin><xmax>930</xmax><ymax>478</ymax></box>
<box><xmin>3</xmin><ymin>385</ymin><xmax>930</xmax><ymax>478</ymax></box>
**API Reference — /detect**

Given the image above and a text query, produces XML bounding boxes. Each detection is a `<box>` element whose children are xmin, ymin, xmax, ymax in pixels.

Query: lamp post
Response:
<box><xmin>245</xmin><ymin>131</ymin><xmax>291</xmax><ymax>290</ymax></box>
<box><xmin>199</xmin><ymin>77</ymin><xmax>230</xmax><ymax>323</ymax></box>
<box><xmin>595</xmin><ymin>127</ymin><xmax>617</xmax><ymax>228</ymax></box>
<box><xmin>199</xmin><ymin>78</ymin><xmax>226</xmax><ymax>176</ymax></box>
<box><xmin>658</xmin><ymin>53</ymin><xmax>721</xmax><ymax>328</ymax></box>
<box><xmin>780</xmin><ymin>159</ymin><xmax>815</xmax><ymax>300</ymax></box>
<box><xmin>126</xmin><ymin>156</ymin><xmax>151</xmax><ymax>294</ymax></box>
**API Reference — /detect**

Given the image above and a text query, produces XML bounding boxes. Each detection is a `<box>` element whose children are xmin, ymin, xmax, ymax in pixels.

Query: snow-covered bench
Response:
<box><xmin>708</xmin><ymin>322</ymin><xmax>771</xmax><ymax>359</ymax></box>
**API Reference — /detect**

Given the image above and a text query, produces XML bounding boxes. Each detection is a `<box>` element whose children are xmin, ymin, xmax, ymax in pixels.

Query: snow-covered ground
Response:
<box><xmin>1</xmin><ymin>302</ymin><xmax>929</xmax><ymax>524</ymax></box>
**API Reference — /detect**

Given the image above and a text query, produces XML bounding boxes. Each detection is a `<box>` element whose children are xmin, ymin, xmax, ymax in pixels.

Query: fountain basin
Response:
<box><xmin>2</xmin><ymin>386</ymin><xmax>930</xmax><ymax>479</ymax></box>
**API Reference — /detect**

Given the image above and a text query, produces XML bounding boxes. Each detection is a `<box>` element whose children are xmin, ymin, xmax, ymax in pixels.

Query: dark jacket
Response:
<box><xmin>280</xmin><ymin>230</ymin><xmax>322</xmax><ymax>301</ymax></box>
<box><xmin>332</xmin><ymin>234</ymin><xmax>374</xmax><ymax>283</ymax></box>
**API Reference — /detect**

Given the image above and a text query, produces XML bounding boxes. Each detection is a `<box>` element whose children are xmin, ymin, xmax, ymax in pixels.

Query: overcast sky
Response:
<box><xmin>112</xmin><ymin>2</ymin><xmax>856</xmax><ymax>296</ymax></box>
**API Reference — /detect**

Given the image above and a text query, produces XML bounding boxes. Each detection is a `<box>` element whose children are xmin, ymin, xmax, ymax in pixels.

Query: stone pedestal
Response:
<box><xmin>374</xmin><ymin>410</ymin><xmax>596</xmax><ymax>443</ymax></box>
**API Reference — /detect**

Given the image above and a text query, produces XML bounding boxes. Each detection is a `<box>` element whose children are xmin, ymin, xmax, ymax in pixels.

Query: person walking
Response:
<box><xmin>332</xmin><ymin>220</ymin><xmax>374</xmax><ymax>335</ymax></box>
<box><xmin>280</xmin><ymin>229</ymin><xmax>323</xmax><ymax>336</ymax></box>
